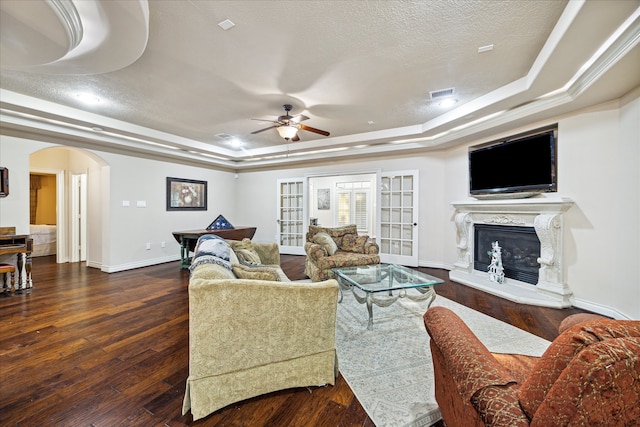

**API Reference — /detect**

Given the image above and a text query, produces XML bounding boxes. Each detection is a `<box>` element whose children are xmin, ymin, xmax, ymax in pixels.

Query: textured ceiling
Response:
<box><xmin>1</xmin><ymin>0</ymin><xmax>639</xmax><ymax>170</ymax></box>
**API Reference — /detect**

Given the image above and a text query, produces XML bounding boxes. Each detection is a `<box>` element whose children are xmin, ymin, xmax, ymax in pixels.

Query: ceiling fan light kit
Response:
<box><xmin>277</xmin><ymin>125</ymin><xmax>298</xmax><ymax>140</ymax></box>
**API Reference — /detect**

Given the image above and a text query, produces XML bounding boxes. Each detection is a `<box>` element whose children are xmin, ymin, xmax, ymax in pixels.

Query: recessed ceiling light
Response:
<box><xmin>218</xmin><ymin>19</ymin><xmax>235</xmax><ymax>30</ymax></box>
<box><xmin>76</xmin><ymin>93</ymin><xmax>100</xmax><ymax>105</ymax></box>
<box><xmin>438</xmin><ymin>98</ymin><xmax>458</xmax><ymax>108</ymax></box>
<box><xmin>368</xmin><ymin>121</ymin><xmax>375</xmax><ymax>125</ymax></box>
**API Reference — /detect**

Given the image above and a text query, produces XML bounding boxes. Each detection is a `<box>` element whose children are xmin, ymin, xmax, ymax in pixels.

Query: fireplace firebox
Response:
<box><xmin>474</xmin><ymin>224</ymin><xmax>540</xmax><ymax>285</ymax></box>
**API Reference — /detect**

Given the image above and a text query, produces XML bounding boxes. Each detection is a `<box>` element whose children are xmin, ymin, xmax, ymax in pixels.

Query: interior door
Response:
<box><xmin>70</xmin><ymin>173</ymin><xmax>87</xmax><ymax>262</ymax></box>
<box><xmin>378</xmin><ymin>171</ymin><xmax>419</xmax><ymax>266</ymax></box>
<box><xmin>276</xmin><ymin>178</ymin><xmax>306</xmax><ymax>255</ymax></box>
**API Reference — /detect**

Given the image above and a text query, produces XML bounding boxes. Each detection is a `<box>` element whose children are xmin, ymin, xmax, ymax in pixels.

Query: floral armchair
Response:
<box><xmin>304</xmin><ymin>224</ymin><xmax>380</xmax><ymax>282</ymax></box>
<box><xmin>423</xmin><ymin>307</ymin><xmax>640</xmax><ymax>426</ymax></box>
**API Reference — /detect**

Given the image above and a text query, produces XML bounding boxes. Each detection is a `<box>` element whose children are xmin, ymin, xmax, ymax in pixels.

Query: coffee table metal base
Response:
<box><xmin>337</xmin><ymin>277</ymin><xmax>437</xmax><ymax>330</ymax></box>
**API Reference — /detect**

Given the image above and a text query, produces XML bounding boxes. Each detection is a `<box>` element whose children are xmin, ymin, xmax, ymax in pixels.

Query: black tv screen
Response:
<box><xmin>469</xmin><ymin>128</ymin><xmax>557</xmax><ymax>197</ymax></box>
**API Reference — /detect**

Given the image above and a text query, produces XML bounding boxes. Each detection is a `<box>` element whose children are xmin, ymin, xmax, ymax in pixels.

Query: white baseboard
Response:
<box><xmin>419</xmin><ymin>260</ymin><xmax>454</xmax><ymax>270</ymax></box>
<box><xmin>101</xmin><ymin>255</ymin><xmax>181</xmax><ymax>273</ymax></box>
<box><xmin>86</xmin><ymin>260</ymin><xmax>102</xmax><ymax>269</ymax></box>
<box><xmin>571</xmin><ymin>297</ymin><xmax>633</xmax><ymax>320</ymax></box>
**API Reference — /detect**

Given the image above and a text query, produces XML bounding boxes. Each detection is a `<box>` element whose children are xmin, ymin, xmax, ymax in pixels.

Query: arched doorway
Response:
<box><xmin>29</xmin><ymin>147</ymin><xmax>107</xmax><ymax>266</ymax></box>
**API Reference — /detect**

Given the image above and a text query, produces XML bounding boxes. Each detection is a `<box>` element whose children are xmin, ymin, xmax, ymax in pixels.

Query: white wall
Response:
<box><xmin>0</xmin><ymin>137</ymin><xmax>238</xmax><ymax>273</ymax></box>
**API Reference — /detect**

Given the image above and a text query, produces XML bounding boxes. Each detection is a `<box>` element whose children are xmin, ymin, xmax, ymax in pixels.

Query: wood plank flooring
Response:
<box><xmin>0</xmin><ymin>255</ymin><xmax>590</xmax><ymax>426</ymax></box>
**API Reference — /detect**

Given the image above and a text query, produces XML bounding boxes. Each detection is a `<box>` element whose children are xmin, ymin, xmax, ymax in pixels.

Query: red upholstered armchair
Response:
<box><xmin>423</xmin><ymin>307</ymin><xmax>640</xmax><ymax>426</ymax></box>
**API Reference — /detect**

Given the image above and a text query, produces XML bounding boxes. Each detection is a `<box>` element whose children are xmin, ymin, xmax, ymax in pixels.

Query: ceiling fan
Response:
<box><xmin>251</xmin><ymin>104</ymin><xmax>330</xmax><ymax>141</ymax></box>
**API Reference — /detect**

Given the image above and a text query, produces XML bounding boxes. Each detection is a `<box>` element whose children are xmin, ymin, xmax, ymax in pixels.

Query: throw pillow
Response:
<box><xmin>340</xmin><ymin>233</ymin><xmax>357</xmax><ymax>252</ymax></box>
<box><xmin>232</xmin><ymin>264</ymin><xmax>281</xmax><ymax>281</ymax></box>
<box><xmin>193</xmin><ymin>234</ymin><xmax>231</xmax><ymax>262</ymax></box>
<box><xmin>235</xmin><ymin>248</ymin><xmax>262</xmax><ymax>265</ymax></box>
<box><xmin>313</xmin><ymin>232</ymin><xmax>339</xmax><ymax>255</ymax></box>
<box><xmin>228</xmin><ymin>248</ymin><xmax>240</xmax><ymax>265</ymax></box>
<box><xmin>229</xmin><ymin>238</ymin><xmax>262</xmax><ymax>265</ymax></box>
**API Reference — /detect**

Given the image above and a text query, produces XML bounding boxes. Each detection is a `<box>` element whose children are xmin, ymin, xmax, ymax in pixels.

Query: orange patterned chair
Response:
<box><xmin>423</xmin><ymin>307</ymin><xmax>640</xmax><ymax>426</ymax></box>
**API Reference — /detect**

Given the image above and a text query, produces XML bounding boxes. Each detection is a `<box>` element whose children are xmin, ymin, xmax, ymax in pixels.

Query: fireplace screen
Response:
<box><xmin>474</xmin><ymin>224</ymin><xmax>540</xmax><ymax>285</ymax></box>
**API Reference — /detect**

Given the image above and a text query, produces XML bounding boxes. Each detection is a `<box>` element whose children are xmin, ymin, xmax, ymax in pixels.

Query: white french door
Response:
<box><xmin>378</xmin><ymin>171</ymin><xmax>419</xmax><ymax>266</ymax></box>
<box><xmin>276</xmin><ymin>178</ymin><xmax>306</xmax><ymax>255</ymax></box>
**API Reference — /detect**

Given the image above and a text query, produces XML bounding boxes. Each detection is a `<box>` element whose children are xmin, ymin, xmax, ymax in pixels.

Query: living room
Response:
<box><xmin>3</xmin><ymin>94</ymin><xmax>639</xmax><ymax>320</ymax></box>
<box><xmin>1</xmin><ymin>1</ymin><xmax>639</xmax><ymax>425</ymax></box>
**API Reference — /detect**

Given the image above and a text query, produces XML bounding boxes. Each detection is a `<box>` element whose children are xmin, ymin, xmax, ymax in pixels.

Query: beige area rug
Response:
<box><xmin>334</xmin><ymin>289</ymin><xmax>551</xmax><ymax>427</ymax></box>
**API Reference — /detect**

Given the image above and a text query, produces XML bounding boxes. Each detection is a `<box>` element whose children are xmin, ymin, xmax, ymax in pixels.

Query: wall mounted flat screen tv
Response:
<box><xmin>469</xmin><ymin>127</ymin><xmax>557</xmax><ymax>198</ymax></box>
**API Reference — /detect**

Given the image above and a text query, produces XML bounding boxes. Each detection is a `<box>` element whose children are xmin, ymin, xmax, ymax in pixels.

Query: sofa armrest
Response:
<box><xmin>557</xmin><ymin>313</ymin><xmax>609</xmax><ymax>334</ymax></box>
<box><xmin>424</xmin><ymin>307</ymin><xmax>519</xmax><ymax>400</ymax></box>
<box><xmin>364</xmin><ymin>238</ymin><xmax>379</xmax><ymax>255</ymax></box>
<box><xmin>305</xmin><ymin>241</ymin><xmax>327</xmax><ymax>261</ymax></box>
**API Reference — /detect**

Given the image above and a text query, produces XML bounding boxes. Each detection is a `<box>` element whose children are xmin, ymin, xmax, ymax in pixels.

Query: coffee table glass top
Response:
<box><xmin>334</xmin><ymin>264</ymin><xmax>444</xmax><ymax>292</ymax></box>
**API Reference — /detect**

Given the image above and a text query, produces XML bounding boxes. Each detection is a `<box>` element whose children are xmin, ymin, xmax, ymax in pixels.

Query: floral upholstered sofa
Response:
<box><xmin>423</xmin><ymin>307</ymin><xmax>640</xmax><ymax>426</ymax></box>
<box><xmin>304</xmin><ymin>224</ymin><xmax>380</xmax><ymax>282</ymax></box>
<box><xmin>182</xmin><ymin>236</ymin><xmax>339</xmax><ymax>421</ymax></box>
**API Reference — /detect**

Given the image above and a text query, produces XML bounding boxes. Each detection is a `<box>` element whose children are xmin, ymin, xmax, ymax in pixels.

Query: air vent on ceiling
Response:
<box><xmin>429</xmin><ymin>88</ymin><xmax>455</xmax><ymax>100</ymax></box>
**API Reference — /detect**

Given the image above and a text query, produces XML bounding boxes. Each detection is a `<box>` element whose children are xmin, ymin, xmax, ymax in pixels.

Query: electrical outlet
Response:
<box><xmin>161</xmin><ymin>241</ymin><xmax>165</xmax><ymax>248</ymax></box>
<box><xmin>145</xmin><ymin>243</ymin><xmax>151</xmax><ymax>250</ymax></box>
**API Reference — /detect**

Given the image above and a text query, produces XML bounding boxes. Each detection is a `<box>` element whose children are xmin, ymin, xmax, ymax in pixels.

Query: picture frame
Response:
<box><xmin>0</xmin><ymin>167</ymin><xmax>8</xmax><ymax>198</ymax></box>
<box><xmin>317</xmin><ymin>188</ymin><xmax>330</xmax><ymax>210</ymax></box>
<box><xmin>166</xmin><ymin>177</ymin><xmax>207</xmax><ymax>211</ymax></box>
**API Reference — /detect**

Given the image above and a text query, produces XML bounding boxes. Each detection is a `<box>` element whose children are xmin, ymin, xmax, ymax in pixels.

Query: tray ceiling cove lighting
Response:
<box><xmin>277</xmin><ymin>125</ymin><xmax>298</xmax><ymax>140</ymax></box>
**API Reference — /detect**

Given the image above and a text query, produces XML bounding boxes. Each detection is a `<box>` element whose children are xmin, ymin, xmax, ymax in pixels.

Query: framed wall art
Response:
<box><xmin>166</xmin><ymin>177</ymin><xmax>207</xmax><ymax>211</ymax></box>
<box><xmin>0</xmin><ymin>167</ymin><xmax>8</xmax><ymax>198</ymax></box>
<box><xmin>317</xmin><ymin>188</ymin><xmax>330</xmax><ymax>210</ymax></box>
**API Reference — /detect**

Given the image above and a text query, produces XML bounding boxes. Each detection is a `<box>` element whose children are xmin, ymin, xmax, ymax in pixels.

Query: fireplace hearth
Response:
<box><xmin>450</xmin><ymin>197</ymin><xmax>574</xmax><ymax>308</ymax></box>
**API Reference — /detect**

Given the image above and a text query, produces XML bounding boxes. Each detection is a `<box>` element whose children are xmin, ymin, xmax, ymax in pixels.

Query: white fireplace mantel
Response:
<box><xmin>449</xmin><ymin>197</ymin><xmax>574</xmax><ymax>308</ymax></box>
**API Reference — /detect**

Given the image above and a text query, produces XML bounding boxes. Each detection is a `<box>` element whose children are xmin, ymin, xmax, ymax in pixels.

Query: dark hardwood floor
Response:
<box><xmin>0</xmin><ymin>255</ymin><xmax>590</xmax><ymax>426</ymax></box>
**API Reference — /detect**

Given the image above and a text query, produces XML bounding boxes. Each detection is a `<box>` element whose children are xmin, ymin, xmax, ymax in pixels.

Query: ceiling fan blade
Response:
<box><xmin>290</xmin><ymin>114</ymin><xmax>309</xmax><ymax>123</ymax></box>
<box><xmin>299</xmin><ymin>124</ymin><xmax>330</xmax><ymax>137</ymax></box>
<box><xmin>251</xmin><ymin>118</ymin><xmax>280</xmax><ymax>124</ymax></box>
<box><xmin>251</xmin><ymin>125</ymin><xmax>279</xmax><ymax>134</ymax></box>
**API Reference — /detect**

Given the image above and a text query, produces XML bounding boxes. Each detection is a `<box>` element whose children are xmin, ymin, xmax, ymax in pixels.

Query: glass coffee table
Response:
<box><xmin>333</xmin><ymin>264</ymin><xmax>444</xmax><ymax>329</ymax></box>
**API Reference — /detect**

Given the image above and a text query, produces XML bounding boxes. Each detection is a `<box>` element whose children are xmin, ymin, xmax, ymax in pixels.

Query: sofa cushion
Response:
<box><xmin>191</xmin><ymin>263</ymin><xmax>236</xmax><ymax>280</ymax></box>
<box><xmin>314</xmin><ymin>251</ymin><xmax>380</xmax><ymax>270</ymax></box>
<box><xmin>341</xmin><ymin>234</ymin><xmax>369</xmax><ymax>253</ymax></box>
<box><xmin>232</xmin><ymin>264</ymin><xmax>282</xmax><ymax>281</ymax></box>
<box><xmin>307</xmin><ymin>224</ymin><xmax>358</xmax><ymax>247</ymax></box>
<box><xmin>313</xmin><ymin>232</ymin><xmax>339</xmax><ymax>255</ymax></box>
